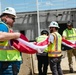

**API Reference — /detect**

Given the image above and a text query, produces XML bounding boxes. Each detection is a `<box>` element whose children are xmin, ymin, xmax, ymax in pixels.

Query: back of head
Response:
<box><xmin>67</xmin><ymin>21</ymin><xmax>73</xmax><ymax>26</ymax></box>
<box><xmin>41</xmin><ymin>30</ymin><xmax>49</xmax><ymax>35</ymax></box>
<box><xmin>0</xmin><ymin>7</ymin><xmax>17</xmax><ymax>18</ymax></box>
<box><xmin>48</xmin><ymin>21</ymin><xmax>60</xmax><ymax>28</ymax></box>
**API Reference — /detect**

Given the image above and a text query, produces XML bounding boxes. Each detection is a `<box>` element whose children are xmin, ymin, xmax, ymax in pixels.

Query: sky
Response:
<box><xmin>0</xmin><ymin>0</ymin><xmax>76</xmax><ymax>13</ymax></box>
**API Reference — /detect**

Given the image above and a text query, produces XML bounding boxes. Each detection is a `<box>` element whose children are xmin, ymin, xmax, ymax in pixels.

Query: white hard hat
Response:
<box><xmin>1</xmin><ymin>7</ymin><xmax>17</xmax><ymax>18</ymax></box>
<box><xmin>48</xmin><ymin>21</ymin><xmax>60</xmax><ymax>28</ymax></box>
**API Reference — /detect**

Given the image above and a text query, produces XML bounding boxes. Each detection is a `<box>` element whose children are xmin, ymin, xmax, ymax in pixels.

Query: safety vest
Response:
<box><xmin>48</xmin><ymin>32</ymin><xmax>62</xmax><ymax>57</ymax></box>
<box><xmin>36</xmin><ymin>35</ymin><xmax>48</xmax><ymax>52</ymax></box>
<box><xmin>65</xmin><ymin>28</ymin><xmax>76</xmax><ymax>40</ymax></box>
<box><xmin>0</xmin><ymin>21</ymin><xmax>22</xmax><ymax>61</ymax></box>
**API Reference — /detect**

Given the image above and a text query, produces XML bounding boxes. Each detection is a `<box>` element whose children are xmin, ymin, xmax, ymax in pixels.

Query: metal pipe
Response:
<box><xmin>36</xmin><ymin>0</ymin><xmax>40</xmax><ymax>36</ymax></box>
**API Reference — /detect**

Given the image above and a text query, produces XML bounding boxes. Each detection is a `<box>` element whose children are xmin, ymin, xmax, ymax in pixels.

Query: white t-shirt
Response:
<box><xmin>48</xmin><ymin>34</ymin><xmax>54</xmax><ymax>43</ymax></box>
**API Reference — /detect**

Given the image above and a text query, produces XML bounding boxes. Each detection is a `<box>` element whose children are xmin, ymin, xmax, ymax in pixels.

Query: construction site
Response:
<box><xmin>0</xmin><ymin>0</ymin><xmax>76</xmax><ymax>75</ymax></box>
<box><xmin>15</xmin><ymin>8</ymin><xmax>76</xmax><ymax>75</ymax></box>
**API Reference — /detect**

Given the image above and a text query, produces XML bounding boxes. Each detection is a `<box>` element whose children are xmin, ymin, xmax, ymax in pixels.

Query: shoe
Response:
<box><xmin>69</xmin><ymin>68</ymin><xmax>74</xmax><ymax>73</ymax></box>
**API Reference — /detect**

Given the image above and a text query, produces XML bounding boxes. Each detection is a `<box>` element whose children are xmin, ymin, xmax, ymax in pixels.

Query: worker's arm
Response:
<box><xmin>62</xmin><ymin>36</ymin><xmax>66</xmax><ymax>39</ymax></box>
<box><xmin>62</xmin><ymin>30</ymin><xmax>67</xmax><ymax>39</ymax></box>
<box><xmin>0</xmin><ymin>32</ymin><xmax>20</xmax><ymax>41</ymax></box>
<box><xmin>0</xmin><ymin>23</ymin><xmax>21</xmax><ymax>41</ymax></box>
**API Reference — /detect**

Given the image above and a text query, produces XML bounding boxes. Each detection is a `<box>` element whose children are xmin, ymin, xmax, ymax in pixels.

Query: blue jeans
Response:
<box><xmin>49</xmin><ymin>56</ymin><xmax>63</xmax><ymax>75</ymax></box>
<box><xmin>0</xmin><ymin>61</ymin><xmax>22</xmax><ymax>75</ymax></box>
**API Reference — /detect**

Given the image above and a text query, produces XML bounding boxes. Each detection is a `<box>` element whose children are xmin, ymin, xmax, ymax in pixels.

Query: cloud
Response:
<box><xmin>45</xmin><ymin>1</ymin><xmax>53</xmax><ymax>6</ymax></box>
<box><xmin>38</xmin><ymin>1</ymin><xmax>53</xmax><ymax>6</ymax></box>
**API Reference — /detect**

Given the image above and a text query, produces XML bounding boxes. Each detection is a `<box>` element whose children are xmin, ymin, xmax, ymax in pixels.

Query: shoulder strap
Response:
<box><xmin>52</xmin><ymin>33</ymin><xmax>58</xmax><ymax>50</ymax></box>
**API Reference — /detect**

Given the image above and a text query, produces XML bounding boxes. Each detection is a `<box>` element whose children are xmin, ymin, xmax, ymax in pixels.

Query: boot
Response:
<box><xmin>69</xmin><ymin>68</ymin><xmax>74</xmax><ymax>73</ymax></box>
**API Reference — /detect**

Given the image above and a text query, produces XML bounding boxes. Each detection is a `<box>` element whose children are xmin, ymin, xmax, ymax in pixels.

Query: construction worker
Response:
<box><xmin>48</xmin><ymin>21</ymin><xmax>63</xmax><ymax>75</ymax></box>
<box><xmin>62</xmin><ymin>21</ymin><xmax>76</xmax><ymax>73</ymax></box>
<box><xmin>0</xmin><ymin>7</ymin><xmax>22</xmax><ymax>75</ymax></box>
<box><xmin>36</xmin><ymin>30</ymin><xmax>49</xmax><ymax>75</ymax></box>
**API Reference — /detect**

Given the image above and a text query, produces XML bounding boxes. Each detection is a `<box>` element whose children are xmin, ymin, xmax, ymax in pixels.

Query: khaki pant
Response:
<box><xmin>67</xmin><ymin>49</ymin><xmax>76</xmax><ymax>69</ymax></box>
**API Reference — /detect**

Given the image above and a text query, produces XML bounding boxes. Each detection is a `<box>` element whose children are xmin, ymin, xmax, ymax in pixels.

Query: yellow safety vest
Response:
<box><xmin>0</xmin><ymin>22</ymin><xmax>22</xmax><ymax>61</ymax></box>
<box><xmin>48</xmin><ymin>32</ymin><xmax>62</xmax><ymax>57</ymax></box>
<box><xmin>65</xmin><ymin>28</ymin><xmax>76</xmax><ymax>40</ymax></box>
<box><xmin>36</xmin><ymin>35</ymin><xmax>48</xmax><ymax>52</ymax></box>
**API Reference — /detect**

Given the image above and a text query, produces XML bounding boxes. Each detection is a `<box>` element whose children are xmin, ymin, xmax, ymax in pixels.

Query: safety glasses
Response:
<box><xmin>8</xmin><ymin>15</ymin><xmax>15</xmax><ymax>21</ymax></box>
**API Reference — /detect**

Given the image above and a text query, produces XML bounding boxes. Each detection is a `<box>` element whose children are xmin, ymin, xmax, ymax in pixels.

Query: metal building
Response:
<box><xmin>13</xmin><ymin>8</ymin><xmax>76</xmax><ymax>41</ymax></box>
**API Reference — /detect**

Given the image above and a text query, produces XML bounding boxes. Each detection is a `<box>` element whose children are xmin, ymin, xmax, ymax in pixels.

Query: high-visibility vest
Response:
<box><xmin>36</xmin><ymin>35</ymin><xmax>48</xmax><ymax>52</ymax></box>
<box><xmin>65</xmin><ymin>28</ymin><xmax>76</xmax><ymax>40</ymax></box>
<box><xmin>48</xmin><ymin>32</ymin><xmax>62</xmax><ymax>57</ymax></box>
<box><xmin>0</xmin><ymin>21</ymin><xmax>22</xmax><ymax>61</ymax></box>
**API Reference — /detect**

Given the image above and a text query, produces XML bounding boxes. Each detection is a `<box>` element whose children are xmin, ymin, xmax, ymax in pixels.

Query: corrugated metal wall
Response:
<box><xmin>13</xmin><ymin>8</ymin><xmax>76</xmax><ymax>41</ymax></box>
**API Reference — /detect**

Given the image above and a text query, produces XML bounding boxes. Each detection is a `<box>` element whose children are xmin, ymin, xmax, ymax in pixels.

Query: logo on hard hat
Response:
<box><xmin>53</xmin><ymin>23</ymin><xmax>55</xmax><ymax>25</ymax></box>
<box><xmin>5</xmin><ymin>8</ymin><xmax>12</xmax><ymax>12</ymax></box>
<box><xmin>53</xmin><ymin>23</ymin><xmax>58</xmax><ymax>26</ymax></box>
<box><xmin>6</xmin><ymin>8</ymin><xmax>9</xmax><ymax>10</ymax></box>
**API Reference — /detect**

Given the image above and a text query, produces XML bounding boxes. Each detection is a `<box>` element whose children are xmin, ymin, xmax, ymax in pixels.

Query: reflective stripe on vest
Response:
<box><xmin>0</xmin><ymin>45</ymin><xmax>14</xmax><ymax>50</ymax></box>
<box><xmin>0</xmin><ymin>22</ymin><xmax>22</xmax><ymax>61</ymax></box>
<box><xmin>65</xmin><ymin>28</ymin><xmax>76</xmax><ymax>40</ymax></box>
<box><xmin>48</xmin><ymin>51</ymin><xmax>61</xmax><ymax>54</ymax></box>
<box><xmin>48</xmin><ymin>32</ymin><xmax>62</xmax><ymax>57</ymax></box>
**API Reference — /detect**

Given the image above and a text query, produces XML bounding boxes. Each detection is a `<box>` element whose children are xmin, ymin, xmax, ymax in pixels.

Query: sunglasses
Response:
<box><xmin>49</xmin><ymin>27</ymin><xmax>55</xmax><ymax>29</ymax></box>
<box><xmin>67</xmin><ymin>25</ymin><xmax>72</xmax><ymax>27</ymax></box>
<box><xmin>8</xmin><ymin>15</ymin><xmax>15</xmax><ymax>21</ymax></box>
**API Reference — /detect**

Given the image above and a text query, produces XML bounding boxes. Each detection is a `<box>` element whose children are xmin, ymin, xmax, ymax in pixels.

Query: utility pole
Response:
<box><xmin>0</xmin><ymin>0</ymin><xmax>1</xmax><ymax>21</ymax></box>
<box><xmin>36</xmin><ymin>0</ymin><xmax>40</xmax><ymax>36</ymax></box>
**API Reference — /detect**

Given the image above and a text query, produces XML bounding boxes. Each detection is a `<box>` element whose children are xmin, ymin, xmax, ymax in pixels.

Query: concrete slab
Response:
<box><xmin>18</xmin><ymin>51</ymin><xmax>76</xmax><ymax>75</ymax></box>
<box><xmin>48</xmin><ymin>51</ymin><xmax>76</xmax><ymax>75</ymax></box>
